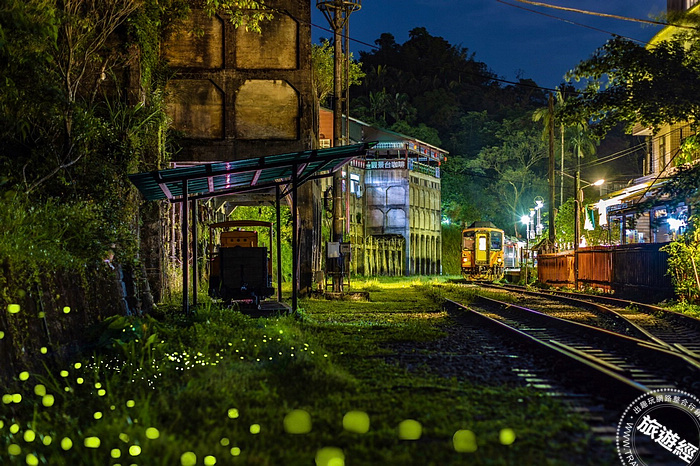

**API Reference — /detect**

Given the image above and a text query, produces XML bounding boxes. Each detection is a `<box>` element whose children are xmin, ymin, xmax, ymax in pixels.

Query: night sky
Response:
<box><xmin>311</xmin><ymin>0</ymin><xmax>667</xmax><ymax>90</ymax></box>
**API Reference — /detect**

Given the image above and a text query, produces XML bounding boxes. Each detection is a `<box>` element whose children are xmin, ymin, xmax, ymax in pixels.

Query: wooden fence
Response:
<box><xmin>538</xmin><ymin>243</ymin><xmax>674</xmax><ymax>301</ymax></box>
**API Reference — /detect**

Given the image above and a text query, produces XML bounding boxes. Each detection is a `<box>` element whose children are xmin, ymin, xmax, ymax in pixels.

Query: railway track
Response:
<box><xmin>478</xmin><ymin>282</ymin><xmax>700</xmax><ymax>362</ymax></box>
<box><xmin>445</xmin><ymin>292</ymin><xmax>700</xmax><ymax>400</ymax></box>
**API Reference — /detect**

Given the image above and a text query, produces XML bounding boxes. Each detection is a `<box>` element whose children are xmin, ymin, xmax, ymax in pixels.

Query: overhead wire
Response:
<box><xmin>495</xmin><ymin>0</ymin><xmax>649</xmax><ymax>45</ymax></box>
<box><xmin>508</xmin><ymin>0</ymin><xmax>699</xmax><ymax>31</ymax></box>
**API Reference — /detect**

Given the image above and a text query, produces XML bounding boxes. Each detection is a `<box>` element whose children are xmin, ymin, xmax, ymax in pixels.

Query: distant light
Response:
<box><xmin>520</xmin><ymin>215</ymin><xmax>530</xmax><ymax>225</ymax></box>
<box><xmin>668</xmin><ymin>218</ymin><xmax>685</xmax><ymax>231</ymax></box>
<box><xmin>592</xmin><ymin>179</ymin><xmax>605</xmax><ymax>186</ymax></box>
<box><xmin>535</xmin><ymin>200</ymin><xmax>544</xmax><ymax>209</ymax></box>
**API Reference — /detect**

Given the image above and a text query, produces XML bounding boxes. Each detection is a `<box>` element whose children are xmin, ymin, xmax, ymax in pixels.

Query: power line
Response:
<box><xmin>495</xmin><ymin>0</ymin><xmax>649</xmax><ymax>45</ymax></box>
<box><xmin>508</xmin><ymin>0</ymin><xmax>698</xmax><ymax>30</ymax></box>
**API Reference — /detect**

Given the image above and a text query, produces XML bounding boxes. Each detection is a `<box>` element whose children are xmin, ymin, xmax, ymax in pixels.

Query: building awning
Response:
<box><xmin>128</xmin><ymin>142</ymin><xmax>373</xmax><ymax>202</ymax></box>
<box><xmin>594</xmin><ymin>179</ymin><xmax>669</xmax><ymax>225</ymax></box>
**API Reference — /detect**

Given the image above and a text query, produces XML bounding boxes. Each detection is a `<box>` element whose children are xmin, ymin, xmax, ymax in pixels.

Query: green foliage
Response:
<box><xmin>0</xmin><ymin>191</ymin><xmax>108</xmax><ymax>274</ymax></box>
<box><xmin>312</xmin><ymin>38</ymin><xmax>365</xmax><ymax>107</ymax></box>
<box><xmin>440</xmin><ymin>223</ymin><xmax>463</xmax><ymax>275</ymax></box>
<box><xmin>661</xmin><ymin>232</ymin><xmax>700</xmax><ymax>303</ymax></box>
<box><xmin>467</xmin><ymin>117</ymin><xmax>548</xmax><ymax>234</ymax></box>
<box><xmin>563</xmin><ymin>21</ymin><xmax>700</xmax><ymax>137</ymax></box>
<box><xmin>203</xmin><ymin>0</ymin><xmax>273</xmax><ymax>33</ymax></box>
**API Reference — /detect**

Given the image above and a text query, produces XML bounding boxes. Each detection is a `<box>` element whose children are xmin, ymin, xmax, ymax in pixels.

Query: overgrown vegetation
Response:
<box><xmin>0</xmin><ymin>278</ymin><xmax>606</xmax><ymax>464</ymax></box>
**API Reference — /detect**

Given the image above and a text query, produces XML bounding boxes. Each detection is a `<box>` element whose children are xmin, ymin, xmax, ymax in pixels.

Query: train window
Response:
<box><xmin>462</xmin><ymin>231</ymin><xmax>474</xmax><ymax>250</ymax></box>
<box><xmin>490</xmin><ymin>232</ymin><xmax>503</xmax><ymax>250</ymax></box>
<box><xmin>478</xmin><ymin>236</ymin><xmax>487</xmax><ymax>251</ymax></box>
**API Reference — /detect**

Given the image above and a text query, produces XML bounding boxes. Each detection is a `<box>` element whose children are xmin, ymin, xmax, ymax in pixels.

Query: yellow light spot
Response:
<box><xmin>126</xmin><ymin>400</ymin><xmax>135</xmax><ymax>408</ymax></box>
<box><xmin>315</xmin><ymin>447</ymin><xmax>345</xmax><ymax>466</ymax></box>
<box><xmin>98</xmin><ymin>389</ymin><xmax>106</xmax><ymax>396</ymax></box>
<box><xmin>42</xmin><ymin>394</ymin><xmax>54</xmax><ymax>407</ymax></box>
<box><xmin>111</xmin><ymin>448</ymin><xmax>122</xmax><ymax>459</ymax></box>
<box><xmin>76</xmin><ymin>378</ymin><xmax>84</xmax><ymax>384</ymax></box>
<box><xmin>284</xmin><ymin>409</ymin><xmax>312</xmax><ymax>434</ymax></box>
<box><xmin>42</xmin><ymin>435</ymin><xmax>52</xmax><ymax>446</ymax></box>
<box><xmin>230</xmin><ymin>447</ymin><xmax>241</xmax><ymax>456</ymax></box>
<box><xmin>398</xmin><ymin>419</ymin><xmax>422</xmax><ymax>440</ymax></box>
<box><xmin>73</xmin><ymin>362</ymin><xmax>81</xmax><ymax>369</ymax></box>
<box><xmin>8</xmin><ymin>444</ymin><xmax>21</xmax><ymax>456</ymax></box>
<box><xmin>34</xmin><ymin>384</ymin><xmax>46</xmax><ymax>396</ymax></box>
<box><xmin>227</xmin><ymin>408</ymin><xmax>239</xmax><ymax>419</ymax></box>
<box><xmin>342</xmin><ymin>411</ymin><xmax>370</xmax><ymax>434</ymax></box>
<box><xmin>181</xmin><ymin>451</ymin><xmax>197</xmax><ymax>466</ymax></box>
<box><xmin>38</xmin><ymin>311</ymin><xmax>45</xmax><ymax>318</ymax></box>
<box><xmin>10</xmin><ymin>424</ymin><xmax>19</xmax><ymax>434</ymax></box>
<box><xmin>119</xmin><ymin>433</ymin><xmax>130</xmax><ymax>443</ymax></box>
<box><xmin>2</xmin><ymin>394</ymin><xmax>12</xmax><ymax>404</ymax></box>
<box><xmin>12</xmin><ymin>393</ymin><xmax>21</xmax><ymax>403</ymax></box>
<box><xmin>0</xmin><ymin>331</ymin><xmax>4</xmax><ymax>339</ymax></box>
<box><xmin>249</xmin><ymin>424</ymin><xmax>261</xmax><ymax>434</ymax></box>
<box><xmin>453</xmin><ymin>429</ymin><xmax>477</xmax><ymax>452</ymax></box>
<box><xmin>23</xmin><ymin>430</ymin><xmax>35</xmax><ymax>442</ymax></box>
<box><xmin>499</xmin><ymin>428</ymin><xmax>516</xmax><ymax>445</ymax></box>
<box><xmin>279</xmin><ymin>330</ymin><xmax>283</xmax><ymax>334</ymax></box>
<box><xmin>146</xmin><ymin>427</ymin><xmax>160</xmax><ymax>439</ymax></box>
<box><xmin>63</xmin><ymin>306</ymin><xmax>70</xmax><ymax>314</ymax></box>
<box><xmin>94</xmin><ymin>411</ymin><xmax>102</xmax><ymax>420</ymax></box>
<box><xmin>60</xmin><ymin>371</ymin><xmax>68</xmax><ymax>377</ymax></box>
<box><xmin>0</xmin><ymin>420</ymin><xmax>3</xmax><ymax>429</ymax></box>
<box><xmin>19</xmin><ymin>371</ymin><xmax>29</xmax><ymax>381</ymax></box>
<box><xmin>26</xmin><ymin>453</ymin><xmax>39</xmax><ymax>466</ymax></box>
<box><xmin>61</xmin><ymin>437</ymin><xmax>73</xmax><ymax>450</ymax></box>
<box><xmin>95</xmin><ymin>382</ymin><xmax>101</xmax><ymax>388</ymax></box>
<box><xmin>204</xmin><ymin>455</ymin><xmax>216</xmax><ymax>465</ymax></box>
<box><xmin>8</xmin><ymin>304</ymin><xmax>20</xmax><ymax>314</ymax></box>
<box><xmin>84</xmin><ymin>437</ymin><xmax>100</xmax><ymax>448</ymax></box>
<box><xmin>129</xmin><ymin>445</ymin><xmax>141</xmax><ymax>456</ymax></box>
<box><xmin>40</xmin><ymin>347</ymin><xmax>47</xmax><ymax>354</ymax></box>
<box><xmin>220</xmin><ymin>438</ymin><xmax>230</xmax><ymax>447</ymax></box>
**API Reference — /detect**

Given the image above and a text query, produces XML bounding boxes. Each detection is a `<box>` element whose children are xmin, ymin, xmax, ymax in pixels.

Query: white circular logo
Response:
<box><xmin>617</xmin><ymin>389</ymin><xmax>700</xmax><ymax>465</ymax></box>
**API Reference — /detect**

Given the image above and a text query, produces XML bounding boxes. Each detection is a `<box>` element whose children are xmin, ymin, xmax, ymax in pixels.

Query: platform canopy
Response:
<box><xmin>128</xmin><ymin>142</ymin><xmax>372</xmax><ymax>202</ymax></box>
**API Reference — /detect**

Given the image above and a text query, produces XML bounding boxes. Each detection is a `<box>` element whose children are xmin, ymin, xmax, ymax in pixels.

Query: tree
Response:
<box><xmin>562</xmin><ymin>24</ymin><xmax>700</xmax><ymax>137</ymax></box>
<box><xmin>467</xmin><ymin>117</ymin><xmax>549</xmax><ymax>235</ymax></box>
<box><xmin>311</xmin><ymin>38</ymin><xmax>364</xmax><ymax>108</ymax></box>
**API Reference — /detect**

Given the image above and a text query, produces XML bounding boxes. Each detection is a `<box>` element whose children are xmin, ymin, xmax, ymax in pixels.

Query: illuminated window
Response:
<box><xmin>320</xmin><ymin>139</ymin><xmax>331</xmax><ymax>148</ymax></box>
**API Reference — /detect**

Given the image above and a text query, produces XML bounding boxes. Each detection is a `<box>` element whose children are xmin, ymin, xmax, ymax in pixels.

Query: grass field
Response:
<box><xmin>0</xmin><ymin>277</ymin><xmax>613</xmax><ymax>465</ymax></box>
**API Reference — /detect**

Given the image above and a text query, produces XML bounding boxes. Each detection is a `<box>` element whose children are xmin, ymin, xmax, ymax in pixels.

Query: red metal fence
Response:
<box><xmin>537</xmin><ymin>243</ymin><xmax>674</xmax><ymax>301</ymax></box>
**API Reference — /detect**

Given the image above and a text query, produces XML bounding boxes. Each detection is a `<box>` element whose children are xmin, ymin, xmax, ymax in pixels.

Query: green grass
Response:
<box><xmin>0</xmin><ymin>277</ymin><xmax>611</xmax><ymax>465</ymax></box>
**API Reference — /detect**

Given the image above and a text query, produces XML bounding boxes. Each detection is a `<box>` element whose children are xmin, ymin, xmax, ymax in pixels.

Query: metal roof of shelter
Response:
<box><xmin>128</xmin><ymin>142</ymin><xmax>373</xmax><ymax>202</ymax></box>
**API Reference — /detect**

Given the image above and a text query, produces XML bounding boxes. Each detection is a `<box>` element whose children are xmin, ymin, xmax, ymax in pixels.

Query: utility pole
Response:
<box><xmin>317</xmin><ymin>0</ymin><xmax>361</xmax><ymax>292</ymax></box>
<box><xmin>548</xmin><ymin>94</ymin><xmax>556</xmax><ymax>251</ymax></box>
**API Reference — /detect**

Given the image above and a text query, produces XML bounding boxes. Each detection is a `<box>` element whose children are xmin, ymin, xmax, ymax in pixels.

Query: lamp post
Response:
<box><xmin>521</xmin><ymin>210</ymin><xmax>534</xmax><ymax>285</ymax></box>
<box><xmin>573</xmin><ymin>177</ymin><xmax>604</xmax><ymax>289</ymax></box>
<box><xmin>534</xmin><ymin>196</ymin><xmax>544</xmax><ymax>236</ymax></box>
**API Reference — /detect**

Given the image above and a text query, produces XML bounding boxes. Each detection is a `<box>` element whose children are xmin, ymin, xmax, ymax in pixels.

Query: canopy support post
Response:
<box><xmin>182</xmin><ymin>181</ymin><xmax>190</xmax><ymax>314</ymax></box>
<box><xmin>275</xmin><ymin>185</ymin><xmax>283</xmax><ymax>303</ymax></box>
<box><xmin>292</xmin><ymin>167</ymin><xmax>298</xmax><ymax>314</ymax></box>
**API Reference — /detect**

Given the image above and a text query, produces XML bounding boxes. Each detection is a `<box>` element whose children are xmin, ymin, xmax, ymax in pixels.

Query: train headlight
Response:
<box><xmin>497</xmin><ymin>258</ymin><xmax>502</xmax><ymax>263</ymax></box>
<box><xmin>462</xmin><ymin>257</ymin><xmax>468</xmax><ymax>263</ymax></box>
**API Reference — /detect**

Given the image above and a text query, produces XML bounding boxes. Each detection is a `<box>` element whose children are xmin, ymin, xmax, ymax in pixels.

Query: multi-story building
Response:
<box><xmin>319</xmin><ymin>108</ymin><xmax>446</xmax><ymax>276</ymax></box>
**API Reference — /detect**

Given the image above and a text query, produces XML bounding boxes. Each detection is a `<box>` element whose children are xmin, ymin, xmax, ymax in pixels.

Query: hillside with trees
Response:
<box><xmin>349</xmin><ymin>27</ymin><xmax>644</xmax><ymax>245</ymax></box>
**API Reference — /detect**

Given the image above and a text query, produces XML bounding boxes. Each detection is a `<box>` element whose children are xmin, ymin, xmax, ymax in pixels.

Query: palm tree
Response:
<box><xmin>532</xmin><ymin>87</ymin><xmax>568</xmax><ymax>207</ymax></box>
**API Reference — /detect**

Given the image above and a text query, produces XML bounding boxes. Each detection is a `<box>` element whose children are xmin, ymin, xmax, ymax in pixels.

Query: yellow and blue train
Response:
<box><xmin>461</xmin><ymin>221</ymin><xmax>505</xmax><ymax>281</ymax></box>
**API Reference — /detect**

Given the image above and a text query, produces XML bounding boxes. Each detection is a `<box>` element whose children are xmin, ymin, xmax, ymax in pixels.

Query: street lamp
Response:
<box><xmin>521</xmin><ymin>210</ymin><xmax>534</xmax><ymax>284</ymax></box>
<box><xmin>574</xmin><ymin>177</ymin><xmax>604</xmax><ymax>289</ymax></box>
<box><xmin>534</xmin><ymin>196</ymin><xmax>544</xmax><ymax>236</ymax></box>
